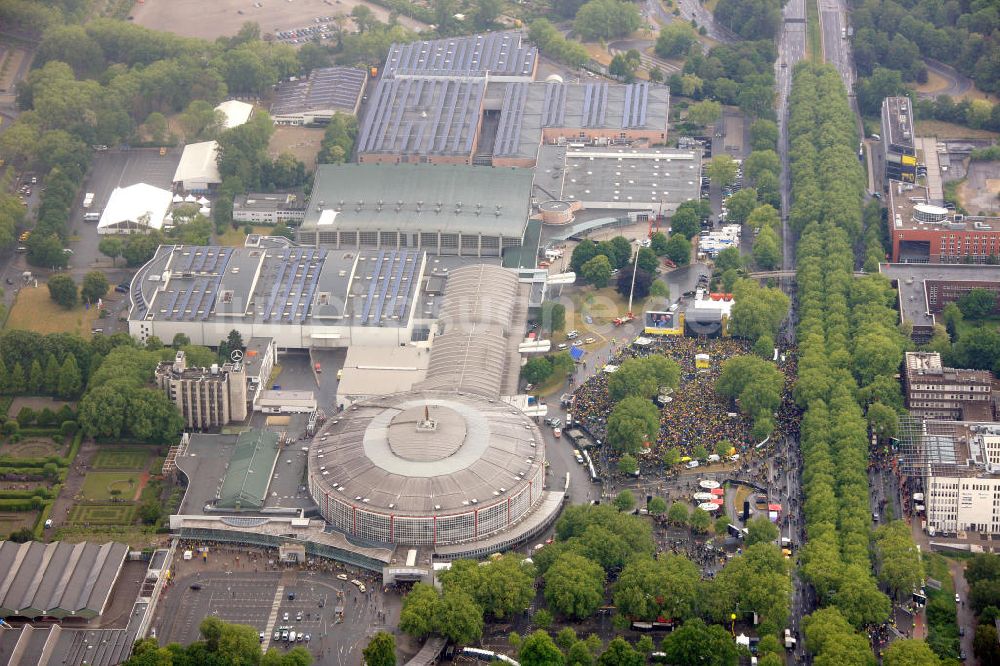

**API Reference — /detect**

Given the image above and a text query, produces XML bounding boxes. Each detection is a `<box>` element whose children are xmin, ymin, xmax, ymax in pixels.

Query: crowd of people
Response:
<box><xmin>570</xmin><ymin>336</ymin><xmax>800</xmax><ymax>463</ymax></box>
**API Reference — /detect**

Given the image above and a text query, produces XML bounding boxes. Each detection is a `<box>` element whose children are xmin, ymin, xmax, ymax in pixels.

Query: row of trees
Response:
<box><xmin>400</xmin><ymin>504</ymin><xmax>793</xmax><ymax>655</ymax></box>
<box><xmin>126</xmin><ymin>617</ymin><xmax>312</xmax><ymax>666</ymax></box>
<box><xmin>789</xmin><ymin>63</ymin><xmax>919</xmax><ymax>658</ymax></box>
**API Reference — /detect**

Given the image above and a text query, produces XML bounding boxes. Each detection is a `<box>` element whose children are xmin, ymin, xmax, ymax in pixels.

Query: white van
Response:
<box><xmin>685</xmin><ymin>460</ymin><xmax>700</xmax><ymax>469</ymax></box>
<box><xmin>83</xmin><ymin>212</ymin><xmax>100</xmax><ymax>222</ymax></box>
<box><xmin>288</xmin><ymin>631</ymin><xmax>296</xmax><ymax>643</ymax></box>
<box><xmin>707</xmin><ymin>454</ymin><xmax>721</xmax><ymax>463</ymax></box>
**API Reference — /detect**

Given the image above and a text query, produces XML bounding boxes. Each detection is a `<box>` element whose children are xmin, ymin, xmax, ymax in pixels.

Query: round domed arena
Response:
<box><xmin>307</xmin><ymin>391</ymin><xmax>546</xmax><ymax>546</ymax></box>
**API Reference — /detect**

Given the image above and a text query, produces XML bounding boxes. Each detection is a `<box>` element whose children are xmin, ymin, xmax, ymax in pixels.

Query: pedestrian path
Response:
<box><xmin>262</xmin><ymin>584</ymin><xmax>284</xmax><ymax>652</ymax></box>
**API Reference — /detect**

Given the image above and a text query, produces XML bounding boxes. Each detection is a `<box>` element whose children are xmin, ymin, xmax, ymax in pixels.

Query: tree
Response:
<box><xmin>867</xmin><ymin>402</ymin><xmax>898</xmax><ymax>441</ymax></box>
<box><xmin>724</xmin><ymin>189</ymin><xmax>759</xmax><ymax>224</ymax></box>
<box><xmin>716</xmin><ymin>354</ymin><xmax>784</xmax><ymax>430</ymax></box>
<box><xmin>571</xmin><ymin>240</ymin><xmax>600</xmax><ymax>272</ymax></box>
<box><xmin>523</xmin><ymin>358</ymin><xmax>554</xmax><ymax>385</ymax></box>
<box><xmin>753</xmin><ymin>227</ymin><xmax>781</xmax><ymax>269</ymax></box>
<box><xmin>520</xmin><ymin>630</ymin><xmax>565</xmax><ymax>666</ymax></box>
<box><xmin>567</xmin><ymin>640</ymin><xmax>595</xmax><ymax>666</ymax></box>
<box><xmin>667</xmin><ymin>501</ymin><xmax>689</xmax><ymax>526</ymax></box>
<box><xmin>80</xmin><ymin>271</ymin><xmax>109</xmax><ymax>304</ymax></box>
<box><xmin>617</xmin><ymin>454</ymin><xmax>639</xmax><ymax>477</ymax></box>
<box><xmin>556</xmin><ymin>628</ymin><xmax>579</xmax><ymax>652</ymax></box>
<box><xmin>139</xmin><ymin>499</ymin><xmax>162</xmax><ymax>525</ymax></box>
<box><xmin>707</xmin><ymin>155</ymin><xmax>739</xmax><ymax>188</ymax></box>
<box><xmin>399</xmin><ymin>583</ymin><xmax>438</xmax><ymax>638</ymax></box>
<box><xmin>614</xmin><ymin>489</ymin><xmax>636</xmax><ymax>512</ymax></box>
<box><xmin>363</xmin><ymin>632</ymin><xmax>396</xmax><ymax>666</ymax></box>
<box><xmin>609</xmin><ymin>53</ymin><xmax>637</xmax><ymax>82</ymax></box>
<box><xmin>655</xmin><ymin>22</ymin><xmax>697</xmax><ymax>58</ymax></box>
<box><xmin>608</xmin><ymin>356</ymin><xmax>680</xmax><ymax>401</ymax></box>
<box><xmin>614</xmin><ymin>555</ymin><xmax>700</xmax><ymax>621</ymax></box>
<box><xmin>747</xmin><ymin>204</ymin><xmax>780</xmax><ymax>232</ymax></box>
<box><xmin>616</xmin><ymin>266</ymin><xmax>654</xmax><ymax>300</ymax></box>
<box><xmin>745</xmin><ymin>516</ymin><xmax>778</xmax><ymax>546</ymax></box>
<box><xmin>581</xmin><ymin>255</ymin><xmax>613</xmax><ymax>287</ymax></box>
<box><xmin>665</xmin><ymin>234</ymin><xmax>691</xmax><ymax>265</ymax></box>
<box><xmin>598</xmin><ymin>638</ymin><xmax>643</xmax><ymax>666</ymax></box>
<box><xmin>743</xmin><ymin>150</ymin><xmax>781</xmax><ymax>187</ymax></box>
<box><xmin>715</xmin><ymin>246</ymin><xmax>742</xmax><ymax>273</ymax></box>
<box><xmin>95</xmin><ymin>235</ymin><xmax>124</xmax><ymax>267</ymax></box>
<box><xmin>974</xmin><ymin>624</ymin><xmax>1000</xmax><ymax>665</ymax></box>
<box><xmin>650</xmin><ymin>231</ymin><xmax>670</xmax><ymax>255</ymax></box>
<box><xmin>715</xmin><ymin>0</ymin><xmax>781</xmax><ymax>39</ymax></box>
<box><xmin>729</xmin><ymin>279</ymin><xmax>789</xmax><ymax>342</ymax></box>
<box><xmin>47</xmin><ymin>275</ymin><xmax>77</xmax><ymax>309</ymax></box>
<box><xmin>750</xmin><ymin>119</ymin><xmax>779</xmax><ymax>151</ymax></box>
<box><xmin>440</xmin><ymin>555</ymin><xmax>536</xmax><ymax>621</ymax></box>
<box><xmin>648</xmin><ymin>496</ymin><xmax>667</xmax><ymax>515</ymax></box>
<box><xmin>670</xmin><ymin>206</ymin><xmax>702</xmax><ymax>240</ymax></box>
<box><xmin>661</xmin><ymin>618</ymin><xmax>739</xmax><ymax>666</ymax></box>
<box><xmin>573</xmin><ymin>0</ymin><xmax>642</xmax><ymax>41</ymax></box>
<box><xmin>881</xmin><ymin>639</ymin><xmax>942</xmax><ymax>666</ymax></box>
<box><xmin>541</xmin><ymin>300</ymin><xmax>567</xmax><ymax>333</ymax></box>
<box><xmin>689</xmin><ymin>506</ymin><xmax>711</xmax><ymax>533</ymax></box>
<box><xmin>687</xmin><ymin>100</ymin><xmax>722</xmax><ymax>126</ymax></box>
<box><xmin>57</xmin><ymin>355</ymin><xmax>82</xmax><ymax>399</ymax></box>
<box><xmin>544</xmin><ymin>552</ymin><xmax>606</xmax><ymax>619</ymax></box>
<box><xmin>957</xmin><ymin>288</ymin><xmax>997</xmax><ymax>319</ymax></box>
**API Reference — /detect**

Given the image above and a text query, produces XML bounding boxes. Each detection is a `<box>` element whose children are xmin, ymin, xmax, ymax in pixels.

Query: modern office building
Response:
<box><xmin>880</xmin><ymin>96</ymin><xmax>917</xmax><ymax>183</ymax></box>
<box><xmin>885</xmin><ymin>180</ymin><xmax>1000</xmax><ymax>263</ymax></box>
<box><xmin>903</xmin><ymin>351</ymin><xmax>994</xmax><ymax>421</ymax></box>
<box><xmin>155</xmin><ymin>350</ymin><xmax>248</xmax><ymax>429</ymax></box>
<box><xmin>897</xmin><ymin>418</ymin><xmax>1000</xmax><ymax>535</ymax></box>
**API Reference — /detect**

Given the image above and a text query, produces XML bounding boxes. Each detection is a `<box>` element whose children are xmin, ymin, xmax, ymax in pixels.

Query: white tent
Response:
<box><xmin>173</xmin><ymin>140</ymin><xmax>222</xmax><ymax>192</ymax></box>
<box><xmin>184</xmin><ymin>194</ymin><xmax>197</xmax><ymax>203</ymax></box>
<box><xmin>172</xmin><ymin>194</ymin><xmax>184</xmax><ymax>203</ymax></box>
<box><xmin>97</xmin><ymin>183</ymin><xmax>172</xmax><ymax>235</ymax></box>
<box><xmin>215</xmin><ymin>100</ymin><xmax>254</xmax><ymax>129</ymax></box>
<box><xmin>197</xmin><ymin>196</ymin><xmax>210</xmax><ymax>205</ymax></box>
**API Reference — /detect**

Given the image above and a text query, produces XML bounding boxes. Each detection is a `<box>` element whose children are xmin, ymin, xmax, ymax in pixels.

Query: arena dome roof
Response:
<box><xmin>308</xmin><ymin>391</ymin><xmax>546</xmax><ymax>545</ymax></box>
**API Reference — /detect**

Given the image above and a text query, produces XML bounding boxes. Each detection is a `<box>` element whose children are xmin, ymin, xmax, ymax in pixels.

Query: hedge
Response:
<box><xmin>33</xmin><ymin>502</ymin><xmax>54</xmax><ymax>539</ymax></box>
<box><xmin>0</xmin><ymin>497</ymin><xmax>41</xmax><ymax>511</ymax></box>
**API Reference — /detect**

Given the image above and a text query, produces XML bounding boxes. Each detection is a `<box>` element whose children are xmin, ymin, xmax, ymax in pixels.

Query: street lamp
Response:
<box><xmin>627</xmin><ymin>240</ymin><xmax>641</xmax><ymax>317</ymax></box>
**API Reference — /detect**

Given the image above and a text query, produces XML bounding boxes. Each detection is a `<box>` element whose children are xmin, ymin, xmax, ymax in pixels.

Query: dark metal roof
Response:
<box><xmin>383</xmin><ymin>32</ymin><xmax>536</xmax><ymax>78</ymax></box>
<box><xmin>0</xmin><ymin>541</ymin><xmax>128</xmax><ymax>619</ymax></box>
<box><xmin>271</xmin><ymin>67</ymin><xmax>367</xmax><ymax>117</ymax></box>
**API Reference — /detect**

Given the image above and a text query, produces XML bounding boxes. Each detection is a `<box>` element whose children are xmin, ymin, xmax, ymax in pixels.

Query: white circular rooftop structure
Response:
<box><xmin>308</xmin><ymin>391</ymin><xmax>547</xmax><ymax>545</ymax></box>
<box><xmin>913</xmin><ymin>203</ymin><xmax>949</xmax><ymax>224</ymax></box>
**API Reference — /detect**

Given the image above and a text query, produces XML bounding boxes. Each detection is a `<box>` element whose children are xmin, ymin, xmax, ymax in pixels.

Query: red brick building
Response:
<box><xmin>888</xmin><ymin>181</ymin><xmax>1000</xmax><ymax>263</ymax></box>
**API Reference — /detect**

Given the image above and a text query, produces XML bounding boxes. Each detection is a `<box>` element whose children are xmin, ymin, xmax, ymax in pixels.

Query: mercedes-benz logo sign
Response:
<box><xmin>230</xmin><ymin>350</ymin><xmax>244</xmax><ymax>362</ymax></box>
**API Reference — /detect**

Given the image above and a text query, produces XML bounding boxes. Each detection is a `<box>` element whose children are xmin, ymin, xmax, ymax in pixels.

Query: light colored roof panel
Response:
<box><xmin>172</xmin><ymin>140</ymin><xmax>222</xmax><ymax>185</ymax></box>
<box><xmin>215</xmin><ymin>100</ymin><xmax>254</xmax><ymax>128</ymax></box>
<box><xmin>97</xmin><ymin>183</ymin><xmax>172</xmax><ymax>231</ymax></box>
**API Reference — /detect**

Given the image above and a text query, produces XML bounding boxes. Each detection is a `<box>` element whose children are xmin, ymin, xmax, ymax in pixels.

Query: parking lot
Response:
<box><xmin>68</xmin><ymin>148</ymin><xmax>181</xmax><ymax>276</ymax></box>
<box><xmin>154</xmin><ymin>562</ymin><xmax>394</xmax><ymax>664</ymax></box>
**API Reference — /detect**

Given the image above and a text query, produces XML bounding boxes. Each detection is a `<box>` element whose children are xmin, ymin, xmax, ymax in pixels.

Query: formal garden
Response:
<box><xmin>0</xmin><ymin>396</ymin><xmax>80</xmax><ymax>542</ymax></box>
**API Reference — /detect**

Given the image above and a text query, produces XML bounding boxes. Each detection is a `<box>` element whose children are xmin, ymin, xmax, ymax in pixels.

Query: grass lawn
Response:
<box><xmin>806</xmin><ymin>0</ymin><xmax>822</xmax><ymax>61</ymax></box>
<box><xmin>215</xmin><ymin>225</ymin><xmax>273</xmax><ymax>247</ymax></box>
<box><xmin>66</xmin><ymin>503</ymin><xmax>137</xmax><ymax>526</ymax></box>
<box><xmin>0</xmin><ymin>511</ymin><xmax>37</xmax><ymax>537</ymax></box>
<box><xmin>5</xmin><ymin>285</ymin><xmax>102</xmax><ymax>336</ymax></box>
<box><xmin>80</xmin><ymin>471</ymin><xmax>138</xmax><ymax>502</ymax></box>
<box><xmin>914</xmin><ymin>120</ymin><xmax>999</xmax><ymax>141</ymax></box>
<box><xmin>92</xmin><ymin>448</ymin><xmax>150</xmax><ymax>472</ymax></box>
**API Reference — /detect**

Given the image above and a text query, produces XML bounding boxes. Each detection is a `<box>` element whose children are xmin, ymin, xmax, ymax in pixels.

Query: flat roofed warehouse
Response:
<box><xmin>0</xmin><ymin>541</ymin><xmax>128</xmax><ymax>620</ymax></box>
<box><xmin>216</xmin><ymin>430</ymin><xmax>281</xmax><ymax>510</ymax></box>
<box><xmin>296</xmin><ymin>164</ymin><xmax>534</xmax><ymax>257</ymax></box>
<box><xmin>271</xmin><ymin>67</ymin><xmax>368</xmax><ymax>124</ymax></box>
<box><xmin>383</xmin><ymin>32</ymin><xmax>537</xmax><ymax>79</ymax></box>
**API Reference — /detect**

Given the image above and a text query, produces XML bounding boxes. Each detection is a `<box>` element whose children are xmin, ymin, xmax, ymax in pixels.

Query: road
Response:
<box><xmin>918</xmin><ymin>59</ymin><xmax>973</xmax><ymax>98</ymax></box>
<box><xmin>776</xmin><ymin>0</ymin><xmax>806</xmax><ymax>271</ymax></box>
<box><xmin>817</xmin><ymin>0</ymin><xmax>854</xmax><ymax>93</ymax></box>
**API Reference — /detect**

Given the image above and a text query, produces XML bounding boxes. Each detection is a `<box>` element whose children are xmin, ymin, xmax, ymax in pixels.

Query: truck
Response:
<box><xmin>613</xmin><ymin>313</ymin><xmax>634</xmax><ymax>326</ymax></box>
<box><xmin>784</xmin><ymin>629</ymin><xmax>796</xmax><ymax>650</ymax></box>
<box><xmin>83</xmin><ymin>193</ymin><xmax>95</xmax><ymax>209</ymax></box>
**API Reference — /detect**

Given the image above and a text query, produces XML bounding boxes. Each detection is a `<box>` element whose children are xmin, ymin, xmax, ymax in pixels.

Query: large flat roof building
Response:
<box><xmin>357</xmin><ymin>79</ymin><xmax>669</xmax><ymax>167</ymax></box>
<box><xmin>0</xmin><ymin>541</ymin><xmax>128</xmax><ymax>620</ymax></box>
<box><xmin>383</xmin><ymin>32</ymin><xmax>537</xmax><ymax>80</ymax></box>
<box><xmin>128</xmin><ymin>244</ymin><xmax>427</xmax><ymax>348</ymax></box>
<box><xmin>904</xmin><ymin>351</ymin><xmax>994</xmax><ymax>421</ymax></box>
<box><xmin>271</xmin><ymin>67</ymin><xmax>367</xmax><ymax>124</ymax></box>
<box><xmin>296</xmin><ymin>164</ymin><xmax>535</xmax><ymax>257</ymax></box>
